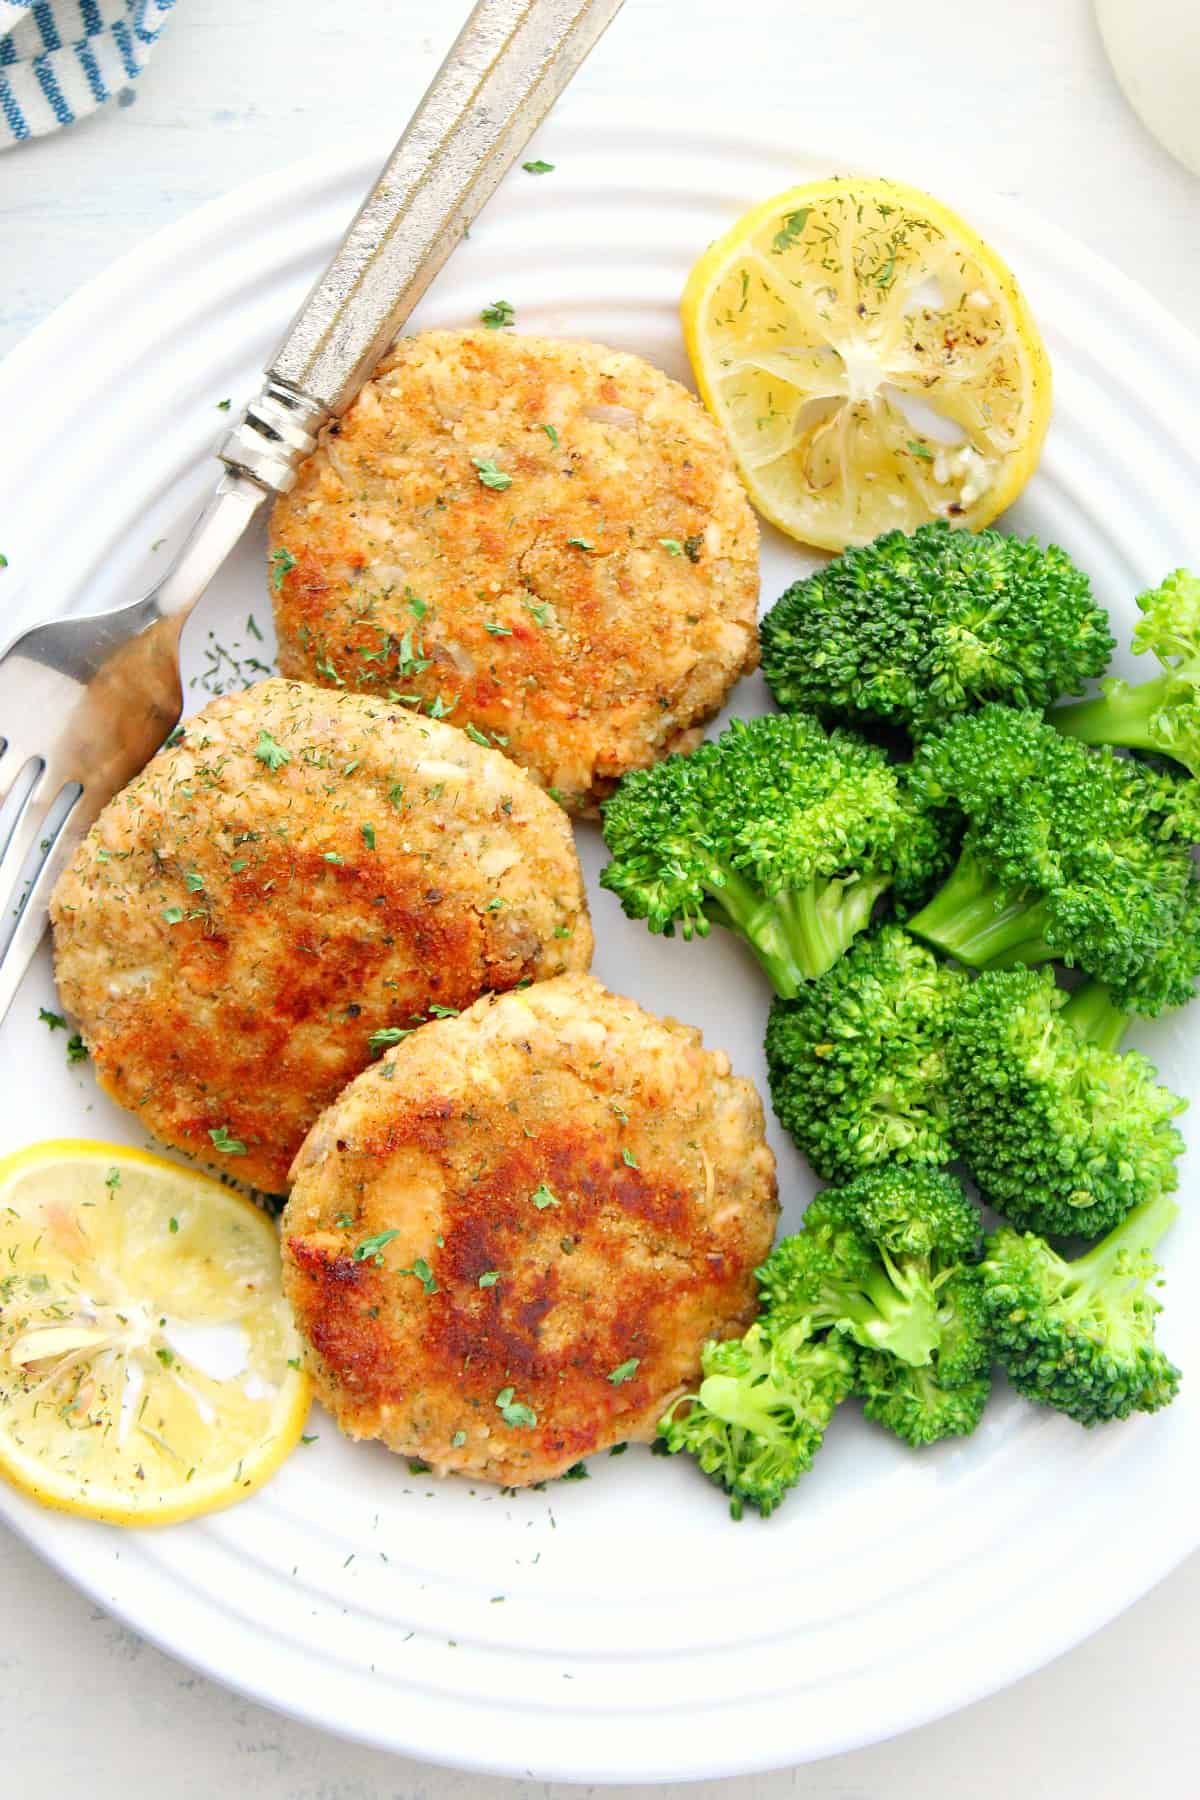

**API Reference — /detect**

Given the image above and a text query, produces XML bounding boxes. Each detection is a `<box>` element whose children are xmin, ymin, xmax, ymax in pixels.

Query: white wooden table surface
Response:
<box><xmin>2</xmin><ymin>2</ymin><xmax>1198</xmax><ymax>1794</ymax></box>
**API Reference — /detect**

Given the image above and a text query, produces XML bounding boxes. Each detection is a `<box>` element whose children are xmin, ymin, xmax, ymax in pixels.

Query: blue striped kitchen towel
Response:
<box><xmin>0</xmin><ymin>0</ymin><xmax>178</xmax><ymax>146</ymax></box>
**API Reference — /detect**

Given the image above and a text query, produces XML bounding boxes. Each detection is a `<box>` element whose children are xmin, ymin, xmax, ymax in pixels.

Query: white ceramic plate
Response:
<box><xmin>1</xmin><ymin>111</ymin><xmax>1199</xmax><ymax>1784</ymax></box>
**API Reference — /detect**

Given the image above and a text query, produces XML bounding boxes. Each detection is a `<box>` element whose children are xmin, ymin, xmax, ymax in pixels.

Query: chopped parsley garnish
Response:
<box><xmin>771</xmin><ymin>207</ymin><xmax>810</xmax><ymax>254</ymax></box>
<box><xmin>156</xmin><ymin>1347</ymin><xmax>175</xmax><ymax>1366</ymax></box>
<box><xmin>301</xmin><ymin>1434</ymin><xmax>318</xmax><ymax>1445</ymax></box>
<box><xmin>254</xmin><ymin>729</ymin><xmax>291</xmax><ymax>771</ymax></box>
<box><xmin>547</xmin><ymin>786</ymin><xmax>568</xmax><ymax>806</ymax></box>
<box><xmin>427</xmin><ymin>1004</ymin><xmax>460</xmax><ymax>1019</ymax></box>
<box><xmin>495</xmin><ymin>1386</ymin><xmax>537</xmax><ymax>1429</ymax></box>
<box><xmin>531</xmin><ymin>1182</ymin><xmax>559</xmax><ymax>1210</ymax></box>
<box><xmin>465</xmin><ymin>723</ymin><xmax>491</xmax><ymax>747</ymax></box>
<box><xmin>483</xmin><ymin>621</ymin><xmax>513</xmax><ymax>636</ymax></box>
<box><xmin>560</xmin><ymin>1461</ymin><xmax>589</xmax><ymax>1481</ymax></box>
<box><xmin>161</xmin><ymin>906</ymin><xmax>184</xmax><ymax>925</ymax></box>
<box><xmin>246</xmin><ymin>613</ymin><xmax>263</xmax><ymax>641</ymax></box>
<box><xmin>540</xmin><ymin>422</ymin><xmax>559</xmax><ymax>449</ymax></box>
<box><xmin>168</xmin><ymin>1215</ymin><xmax>179</xmax><ymax>1232</ymax></box>
<box><xmin>621</xmin><ymin>1147</ymin><xmax>639</xmax><ymax>1168</ymax></box>
<box><xmin>473</xmin><ymin>456</ymin><xmax>513</xmax><ymax>491</ymax></box>
<box><xmin>65</xmin><ymin>1034</ymin><xmax>88</xmax><ymax>1066</ymax></box>
<box><xmin>609</xmin><ymin>1442</ymin><xmax>628</xmax><ymax>1456</ymax></box>
<box><xmin>659</xmin><ymin>538</ymin><xmax>684</xmax><ymax>556</ymax></box>
<box><xmin>39</xmin><ymin>1008</ymin><xmax>66</xmax><ymax>1032</ymax></box>
<box><xmin>183</xmin><ymin>871</ymin><xmax>205</xmax><ymax>892</ymax></box>
<box><xmin>451</xmin><ymin>1429</ymin><xmax>467</xmax><ymax>1448</ymax></box>
<box><xmin>106</xmin><ymin>1169</ymin><xmax>122</xmax><ymax>1191</ymax></box>
<box><xmin>352</xmin><ymin>1229</ymin><xmax>400</xmax><ymax>1266</ymax></box>
<box><xmin>208</xmin><ymin>1125</ymin><xmax>247</xmax><ymax>1156</ymax></box>
<box><xmin>524</xmin><ymin>597</ymin><xmax>553</xmax><ymax>626</ymax></box>
<box><xmin>406</xmin><ymin>589</ymin><xmax>427</xmax><ymax>620</ymax></box>
<box><xmin>485</xmin><ymin>897</ymin><xmax>504</xmax><ymax>911</ymax></box>
<box><xmin>478</xmin><ymin>1270</ymin><xmax>500</xmax><ymax>1288</ymax></box>
<box><xmin>566</xmin><ymin>536</ymin><xmax>595</xmax><ymax>552</ymax></box>
<box><xmin>334</xmin><ymin>1212</ymin><xmax>354</xmax><ymax>1228</ymax></box>
<box><xmin>269</xmin><ymin>547</ymin><xmax>297</xmax><ymax>592</ymax></box>
<box><xmin>361</xmin><ymin>823</ymin><xmax>376</xmax><ymax>850</ymax></box>
<box><xmin>608</xmin><ymin>1357</ymin><xmax>640</xmax><ymax>1386</ymax></box>
<box><xmin>522</xmin><ymin>159</ymin><xmax>555</xmax><ymax>175</ymax></box>
<box><xmin>398</xmin><ymin>1256</ymin><xmax>438</xmax><ymax>1296</ymax></box>
<box><xmin>323</xmin><ymin>851</ymin><xmax>344</xmax><ymax>865</ymax></box>
<box><xmin>0</xmin><ymin>553</ymin><xmax>7</xmax><ymax>569</ymax></box>
<box><xmin>480</xmin><ymin>299</ymin><xmax>516</xmax><ymax>330</ymax></box>
<box><xmin>369</xmin><ymin>1025</ymin><xmax>414</xmax><ymax>1052</ymax></box>
<box><xmin>906</xmin><ymin>439</ymin><xmax>934</xmax><ymax>460</ymax></box>
<box><xmin>216</xmin><ymin>398</ymin><xmax>232</xmax><ymax>411</ymax></box>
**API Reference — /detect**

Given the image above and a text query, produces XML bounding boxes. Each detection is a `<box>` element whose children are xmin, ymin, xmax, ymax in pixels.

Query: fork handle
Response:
<box><xmin>219</xmin><ymin>0</ymin><xmax>624</xmax><ymax>494</ymax></box>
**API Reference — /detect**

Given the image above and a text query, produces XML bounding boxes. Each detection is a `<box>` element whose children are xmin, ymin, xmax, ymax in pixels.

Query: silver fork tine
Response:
<box><xmin>0</xmin><ymin>800</ymin><xmax>84</xmax><ymax>1021</ymax></box>
<box><xmin>0</xmin><ymin>767</ymin><xmax>60</xmax><ymax>942</ymax></box>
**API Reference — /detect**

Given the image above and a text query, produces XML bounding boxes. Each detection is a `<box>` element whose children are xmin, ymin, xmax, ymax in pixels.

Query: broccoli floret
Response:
<box><xmin>765</xmin><ymin>925</ymin><xmax>964</xmax><ymax>1181</ymax></box>
<box><xmin>600</xmin><ymin>713</ymin><xmax>948</xmax><ymax>997</ymax></box>
<box><xmin>658</xmin><ymin>1317</ymin><xmax>855</xmax><ymax>1517</ymax></box>
<box><xmin>757</xmin><ymin>1167</ymin><xmax>983</xmax><ymax>1368</ymax></box>
<box><xmin>906</xmin><ymin>704</ymin><xmax>1198</xmax><ymax>985</ymax></box>
<box><xmin>1061</xmin><ymin>867</ymin><xmax>1200</xmax><ymax>1053</ymax></box>
<box><xmin>948</xmin><ymin>967</ymin><xmax>1186</xmax><ymax>1239</ymax></box>
<box><xmin>1051</xmin><ymin>569</ymin><xmax>1200</xmax><ymax>776</ymax></box>
<box><xmin>981</xmin><ymin>1193</ymin><xmax>1181</xmax><ymax>1425</ymax></box>
<box><xmin>761</xmin><ymin>522</ymin><xmax>1113</xmax><ymax>737</ymax></box>
<box><xmin>855</xmin><ymin>1267</ymin><xmax>992</xmax><ymax>1446</ymax></box>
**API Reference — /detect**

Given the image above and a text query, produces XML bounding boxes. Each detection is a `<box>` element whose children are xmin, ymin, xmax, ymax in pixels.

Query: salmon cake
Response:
<box><xmin>49</xmin><ymin>679</ymin><xmax>592</xmax><ymax>1193</ymax></box>
<box><xmin>282</xmin><ymin>973</ymin><xmax>778</xmax><ymax>1485</ymax></box>
<box><xmin>268</xmin><ymin>330</ymin><xmax>761</xmax><ymax>813</ymax></box>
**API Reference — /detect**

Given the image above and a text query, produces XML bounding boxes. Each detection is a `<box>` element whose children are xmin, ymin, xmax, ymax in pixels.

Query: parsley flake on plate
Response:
<box><xmin>480</xmin><ymin>299</ymin><xmax>516</xmax><ymax>329</ymax></box>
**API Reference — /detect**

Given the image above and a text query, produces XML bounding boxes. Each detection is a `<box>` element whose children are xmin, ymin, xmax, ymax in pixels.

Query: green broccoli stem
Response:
<box><xmin>1061</xmin><ymin>979</ymin><xmax>1132</xmax><ymax>1054</ymax></box>
<box><xmin>906</xmin><ymin>848</ymin><xmax>1057</xmax><ymax>970</ymax></box>
<box><xmin>705</xmin><ymin>866</ymin><xmax>890</xmax><ymax>997</ymax></box>
<box><xmin>1061</xmin><ymin>1191</ymin><xmax>1180</xmax><ymax>1306</ymax></box>
<box><xmin>1049</xmin><ymin>671</ymin><xmax>1174</xmax><ymax>755</ymax></box>
<box><xmin>829</xmin><ymin>1257</ymin><xmax>940</xmax><ymax>1365</ymax></box>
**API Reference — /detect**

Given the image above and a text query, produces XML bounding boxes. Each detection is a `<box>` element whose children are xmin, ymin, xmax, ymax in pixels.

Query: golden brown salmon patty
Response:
<box><xmin>49</xmin><ymin>679</ymin><xmax>592</xmax><ymax>1193</ymax></box>
<box><xmin>282</xmin><ymin>973</ymin><xmax>778</xmax><ymax>1484</ymax></box>
<box><xmin>268</xmin><ymin>330</ymin><xmax>761</xmax><ymax>813</ymax></box>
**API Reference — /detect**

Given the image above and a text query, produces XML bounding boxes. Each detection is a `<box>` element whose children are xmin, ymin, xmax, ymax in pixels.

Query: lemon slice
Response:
<box><xmin>682</xmin><ymin>176</ymin><xmax>1052</xmax><ymax>550</ymax></box>
<box><xmin>0</xmin><ymin>1141</ymin><xmax>310</xmax><ymax>1526</ymax></box>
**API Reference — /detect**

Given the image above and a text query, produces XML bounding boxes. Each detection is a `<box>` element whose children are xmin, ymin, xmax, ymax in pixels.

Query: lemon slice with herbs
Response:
<box><xmin>0</xmin><ymin>1141</ymin><xmax>310</xmax><ymax>1526</ymax></box>
<box><xmin>682</xmin><ymin>175</ymin><xmax>1052</xmax><ymax>550</ymax></box>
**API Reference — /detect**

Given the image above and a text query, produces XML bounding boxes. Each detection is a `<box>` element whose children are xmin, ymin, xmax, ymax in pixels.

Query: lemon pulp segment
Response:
<box><xmin>0</xmin><ymin>1141</ymin><xmax>310</xmax><ymax>1525</ymax></box>
<box><xmin>682</xmin><ymin>177</ymin><xmax>1052</xmax><ymax>550</ymax></box>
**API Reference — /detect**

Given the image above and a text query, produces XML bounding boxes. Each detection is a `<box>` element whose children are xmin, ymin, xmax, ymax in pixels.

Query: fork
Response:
<box><xmin>0</xmin><ymin>0</ymin><xmax>624</xmax><ymax>1027</ymax></box>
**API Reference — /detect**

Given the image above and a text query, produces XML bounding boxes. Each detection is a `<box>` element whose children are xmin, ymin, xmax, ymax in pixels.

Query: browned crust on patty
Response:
<box><xmin>268</xmin><ymin>330</ymin><xmax>760</xmax><ymax>812</ymax></box>
<box><xmin>49</xmin><ymin>679</ymin><xmax>591</xmax><ymax>1193</ymax></box>
<box><xmin>281</xmin><ymin>974</ymin><xmax>778</xmax><ymax>1485</ymax></box>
